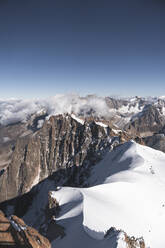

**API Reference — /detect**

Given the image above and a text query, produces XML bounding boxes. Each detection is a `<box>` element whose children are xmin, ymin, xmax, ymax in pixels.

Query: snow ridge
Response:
<box><xmin>51</xmin><ymin>141</ymin><xmax>165</xmax><ymax>248</ymax></box>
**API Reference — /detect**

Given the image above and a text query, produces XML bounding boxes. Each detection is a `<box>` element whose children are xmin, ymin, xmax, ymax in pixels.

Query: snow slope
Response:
<box><xmin>51</xmin><ymin>141</ymin><xmax>165</xmax><ymax>248</ymax></box>
<box><xmin>51</xmin><ymin>187</ymin><xmax>127</xmax><ymax>248</ymax></box>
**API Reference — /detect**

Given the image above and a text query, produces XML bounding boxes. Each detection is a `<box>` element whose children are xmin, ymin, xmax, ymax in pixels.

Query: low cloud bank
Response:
<box><xmin>0</xmin><ymin>94</ymin><xmax>110</xmax><ymax>126</ymax></box>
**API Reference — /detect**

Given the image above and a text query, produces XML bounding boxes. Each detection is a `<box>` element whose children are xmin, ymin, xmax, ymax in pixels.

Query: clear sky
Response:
<box><xmin>0</xmin><ymin>0</ymin><xmax>165</xmax><ymax>98</ymax></box>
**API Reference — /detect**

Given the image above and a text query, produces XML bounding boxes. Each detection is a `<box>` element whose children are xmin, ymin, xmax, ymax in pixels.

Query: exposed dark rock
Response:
<box><xmin>0</xmin><ymin>114</ymin><xmax>113</xmax><ymax>202</ymax></box>
<box><xmin>104</xmin><ymin>227</ymin><xmax>145</xmax><ymax>248</ymax></box>
<box><xmin>124</xmin><ymin>233</ymin><xmax>145</xmax><ymax>248</ymax></box>
<box><xmin>124</xmin><ymin>105</ymin><xmax>165</xmax><ymax>137</ymax></box>
<box><xmin>143</xmin><ymin>133</ymin><xmax>165</xmax><ymax>153</ymax></box>
<box><xmin>0</xmin><ymin>210</ymin><xmax>51</xmax><ymax>248</ymax></box>
<box><xmin>48</xmin><ymin>191</ymin><xmax>60</xmax><ymax>218</ymax></box>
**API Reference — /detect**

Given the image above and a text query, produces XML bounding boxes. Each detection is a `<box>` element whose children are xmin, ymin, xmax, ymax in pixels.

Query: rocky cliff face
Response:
<box><xmin>1</xmin><ymin>96</ymin><xmax>165</xmax><ymax>248</ymax></box>
<box><xmin>142</xmin><ymin>133</ymin><xmax>165</xmax><ymax>153</ymax></box>
<box><xmin>124</xmin><ymin>105</ymin><xmax>165</xmax><ymax>137</ymax></box>
<box><xmin>0</xmin><ymin>210</ymin><xmax>51</xmax><ymax>248</ymax></box>
<box><xmin>0</xmin><ymin>114</ymin><xmax>125</xmax><ymax>203</ymax></box>
<box><xmin>1</xmin><ymin>107</ymin><xmax>165</xmax><ymax>203</ymax></box>
<box><xmin>1</xmin><ymin>96</ymin><xmax>165</xmax><ymax>203</ymax></box>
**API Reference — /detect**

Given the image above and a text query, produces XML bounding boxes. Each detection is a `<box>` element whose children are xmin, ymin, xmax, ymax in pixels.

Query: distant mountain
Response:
<box><xmin>1</xmin><ymin>95</ymin><xmax>165</xmax><ymax>202</ymax></box>
<box><xmin>1</xmin><ymin>95</ymin><xmax>165</xmax><ymax>247</ymax></box>
<box><xmin>1</xmin><ymin>94</ymin><xmax>165</xmax><ymax>133</ymax></box>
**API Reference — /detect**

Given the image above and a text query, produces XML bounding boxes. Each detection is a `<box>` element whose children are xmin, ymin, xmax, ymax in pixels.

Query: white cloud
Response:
<box><xmin>0</xmin><ymin>99</ymin><xmax>41</xmax><ymax>125</ymax></box>
<box><xmin>0</xmin><ymin>94</ymin><xmax>110</xmax><ymax>126</ymax></box>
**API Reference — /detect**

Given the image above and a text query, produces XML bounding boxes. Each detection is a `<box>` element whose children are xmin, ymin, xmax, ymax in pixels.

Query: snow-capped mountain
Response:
<box><xmin>1</xmin><ymin>95</ymin><xmax>165</xmax><ymax>203</ymax></box>
<box><xmin>6</xmin><ymin>141</ymin><xmax>165</xmax><ymax>248</ymax></box>
<box><xmin>1</xmin><ymin>95</ymin><xmax>165</xmax><ymax>247</ymax></box>
<box><xmin>52</xmin><ymin>141</ymin><xmax>165</xmax><ymax>248</ymax></box>
<box><xmin>1</xmin><ymin>94</ymin><xmax>165</xmax><ymax>135</ymax></box>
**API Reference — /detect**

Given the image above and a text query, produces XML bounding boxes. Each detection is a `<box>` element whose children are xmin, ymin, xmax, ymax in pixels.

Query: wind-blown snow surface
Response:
<box><xmin>51</xmin><ymin>142</ymin><xmax>165</xmax><ymax>248</ymax></box>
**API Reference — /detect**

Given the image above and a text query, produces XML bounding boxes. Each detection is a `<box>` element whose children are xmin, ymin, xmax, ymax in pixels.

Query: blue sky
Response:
<box><xmin>0</xmin><ymin>0</ymin><xmax>165</xmax><ymax>98</ymax></box>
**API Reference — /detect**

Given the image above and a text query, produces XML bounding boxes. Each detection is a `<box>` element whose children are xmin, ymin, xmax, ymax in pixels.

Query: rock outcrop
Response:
<box><xmin>1</xmin><ymin>97</ymin><xmax>165</xmax><ymax>205</ymax></box>
<box><xmin>143</xmin><ymin>133</ymin><xmax>165</xmax><ymax>153</ymax></box>
<box><xmin>48</xmin><ymin>191</ymin><xmax>60</xmax><ymax>218</ymax></box>
<box><xmin>0</xmin><ymin>210</ymin><xmax>51</xmax><ymax>248</ymax></box>
<box><xmin>105</xmin><ymin>227</ymin><xmax>145</xmax><ymax>248</ymax></box>
<box><xmin>0</xmin><ymin>114</ymin><xmax>115</xmax><ymax>202</ymax></box>
<box><xmin>124</xmin><ymin>105</ymin><xmax>165</xmax><ymax>137</ymax></box>
<box><xmin>124</xmin><ymin>233</ymin><xmax>145</xmax><ymax>248</ymax></box>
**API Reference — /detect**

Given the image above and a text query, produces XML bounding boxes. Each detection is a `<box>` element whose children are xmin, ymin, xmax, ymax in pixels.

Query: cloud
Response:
<box><xmin>0</xmin><ymin>94</ymin><xmax>110</xmax><ymax>126</ymax></box>
<box><xmin>0</xmin><ymin>99</ymin><xmax>41</xmax><ymax>125</ymax></box>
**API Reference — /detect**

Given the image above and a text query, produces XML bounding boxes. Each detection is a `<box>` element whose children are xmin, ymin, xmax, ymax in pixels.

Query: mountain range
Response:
<box><xmin>1</xmin><ymin>95</ymin><xmax>165</xmax><ymax>247</ymax></box>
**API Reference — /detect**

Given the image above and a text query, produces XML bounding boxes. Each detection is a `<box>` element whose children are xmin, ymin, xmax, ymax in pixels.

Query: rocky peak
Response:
<box><xmin>0</xmin><ymin>210</ymin><xmax>51</xmax><ymax>248</ymax></box>
<box><xmin>105</xmin><ymin>227</ymin><xmax>145</xmax><ymax>248</ymax></box>
<box><xmin>0</xmin><ymin>114</ymin><xmax>121</xmax><ymax>203</ymax></box>
<box><xmin>124</xmin><ymin>104</ymin><xmax>165</xmax><ymax>137</ymax></box>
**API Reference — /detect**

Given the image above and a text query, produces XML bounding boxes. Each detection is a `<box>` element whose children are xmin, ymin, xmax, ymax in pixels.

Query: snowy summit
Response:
<box><xmin>50</xmin><ymin>141</ymin><xmax>165</xmax><ymax>248</ymax></box>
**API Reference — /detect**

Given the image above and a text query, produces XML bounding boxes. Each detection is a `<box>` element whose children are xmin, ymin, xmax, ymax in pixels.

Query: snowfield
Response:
<box><xmin>51</xmin><ymin>141</ymin><xmax>165</xmax><ymax>248</ymax></box>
